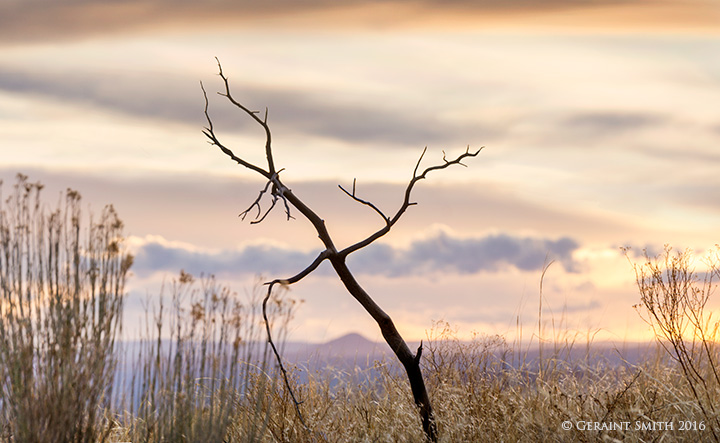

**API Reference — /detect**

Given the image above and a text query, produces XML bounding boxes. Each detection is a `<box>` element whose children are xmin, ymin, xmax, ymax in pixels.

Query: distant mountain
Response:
<box><xmin>279</xmin><ymin>333</ymin><xmax>397</xmax><ymax>385</ymax></box>
<box><xmin>282</xmin><ymin>334</ymin><xmax>664</xmax><ymax>372</ymax></box>
<box><xmin>283</xmin><ymin>332</ymin><xmax>392</xmax><ymax>366</ymax></box>
<box><xmin>319</xmin><ymin>332</ymin><xmax>390</xmax><ymax>356</ymax></box>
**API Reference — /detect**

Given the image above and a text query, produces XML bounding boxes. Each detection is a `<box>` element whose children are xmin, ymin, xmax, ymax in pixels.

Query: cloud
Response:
<box><xmin>0</xmin><ymin>66</ymin><xmax>206</xmax><ymax>126</ymax></box>
<box><xmin>130</xmin><ymin>230</ymin><xmax>581</xmax><ymax>278</ymax></box>
<box><xmin>0</xmin><ymin>65</ymin><xmax>495</xmax><ymax>147</ymax></box>
<box><xmin>350</xmin><ymin>229</ymin><xmax>580</xmax><ymax>275</ymax></box>
<box><xmin>1</xmin><ymin>0</ymin><xmax>715</xmax><ymax>45</ymax></box>
<box><xmin>562</xmin><ymin>112</ymin><xmax>666</xmax><ymax>136</ymax></box>
<box><xmin>131</xmin><ymin>236</ymin><xmax>319</xmax><ymax>278</ymax></box>
<box><xmin>560</xmin><ymin>298</ymin><xmax>602</xmax><ymax>314</ymax></box>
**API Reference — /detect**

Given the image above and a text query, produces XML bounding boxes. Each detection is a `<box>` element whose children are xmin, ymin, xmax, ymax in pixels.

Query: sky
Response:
<box><xmin>1</xmin><ymin>0</ymin><xmax>719</xmax><ymax>345</ymax></box>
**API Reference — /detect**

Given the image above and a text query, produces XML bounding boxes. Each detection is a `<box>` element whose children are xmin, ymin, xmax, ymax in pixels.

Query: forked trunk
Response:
<box><xmin>330</xmin><ymin>257</ymin><xmax>438</xmax><ymax>442</ymax></box>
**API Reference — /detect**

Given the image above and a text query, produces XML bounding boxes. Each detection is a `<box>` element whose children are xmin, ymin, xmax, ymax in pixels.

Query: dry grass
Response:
<box><xmin>110</xmin><ymin>273</ymin><xmax>299</xmax><ymax>443</ymax></box>
<box><xmin>239</xmin><ymin>328</ymin><xmax>716</xmax><ymax>442</ymax></box>
<box><xmin>1</xmin><ymin>175</ymin><xmax>719</xmax><ymax>442</ymax></box>
<box><xmin>0</xmin><ymin>174</ymin><xmax>131</xmax><ymax>442</ymax></box>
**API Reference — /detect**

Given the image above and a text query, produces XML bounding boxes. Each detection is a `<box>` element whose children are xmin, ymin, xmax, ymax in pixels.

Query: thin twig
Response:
<box><xmin>236</xmin><ymin>170</ymin><xmax>294</xmax><ymax>224</ymax></box>
<box><xmin>261</xmin><ymin>250</ymin><xmax>330</xmax><ymax>431</ymax></box>
<box><xmin>338</xmin><ymin>179</ymin><xmax>389</xmax><ymax>224</ymax></box>
<box><xmin>269</xmin><ymin>171</ymin><xmax>294</xmax><ymax>222</ymax></box>
<box><xmin>239</xmin><ymin>180</ymin><xmax>272</xmax><ymax>221</ymax></box>
<box><xmin>262</xmin><ymin>281</ymin><xmax>307</xmax><ymax>428</ymax></box>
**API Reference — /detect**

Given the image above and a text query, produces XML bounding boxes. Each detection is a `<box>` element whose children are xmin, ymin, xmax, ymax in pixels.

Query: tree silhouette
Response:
<box><xmin>201</xmin><ymin>59</ymin><xmax>482</xmax><ymax>442</ymax></box>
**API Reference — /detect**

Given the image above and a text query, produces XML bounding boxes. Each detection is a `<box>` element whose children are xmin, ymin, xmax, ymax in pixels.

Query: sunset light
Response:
<box><xmin>2</xmin><ymin>0</ymin><xmax>719</xmax><ymax>346</ymax></box>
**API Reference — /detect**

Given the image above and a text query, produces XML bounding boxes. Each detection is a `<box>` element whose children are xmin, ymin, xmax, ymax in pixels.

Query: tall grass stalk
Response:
<box><xmin>116</xmin><ymin>273</ymin><xmax>299</xmax><ymax>443</ymax></box>
<box><xmin>0</xmin><ymin>174</ymin><xmax>132</xmax><ymax>442</ymax></box>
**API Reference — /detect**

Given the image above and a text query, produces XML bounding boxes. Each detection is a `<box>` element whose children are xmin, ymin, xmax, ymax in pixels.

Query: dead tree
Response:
<box><xmin>201</xmin><ymin>60</ymin><xmax>482</xmax><ymax>442</ymax></box>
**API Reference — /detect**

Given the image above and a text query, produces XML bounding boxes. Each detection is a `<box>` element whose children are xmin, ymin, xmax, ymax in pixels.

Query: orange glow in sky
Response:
<box><xmin>1</xmin><ymin>0</ymin><xmax>719</xmax><ymax>343</ymax></box>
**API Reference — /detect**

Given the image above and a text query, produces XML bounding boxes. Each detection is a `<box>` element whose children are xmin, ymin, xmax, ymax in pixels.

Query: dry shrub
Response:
<box><xmin>116</xmin><ymin>274</ymin><xmax>299</xmax><ymax>443</ymax></box>
<box><xmin>0</xmin><ymin>174</ymin><xmax>132</xmax><ymax>442</ymax></box>
<box><xmin>629</xmin><ymin>245</ymin><xmax>720</xmax><ymax>441</ymax></box>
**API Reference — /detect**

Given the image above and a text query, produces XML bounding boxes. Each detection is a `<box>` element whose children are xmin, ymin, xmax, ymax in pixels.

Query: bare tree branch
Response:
<box><xmin>260</xmin><ymin>249</ymin><xmax>332</xmax><ymax>430</ymax></box>
<box><xmin>262</xmin><ymin>282</ymin><xmax>307</xmax><ymax>429</ymax></box>
<box><xmin>201</xmin><ymin>81</ymin><xmax>270</xmax><ymax>179</ymax></box>
<box><xmin>239</xmin><ymin>178</ymin><xmax>272</xmax><ymax>222</ymax></box>
<box><xmin>267</xmin><ymin>249</ymin><xmax>331</xmax><ymax>288</ymax></box>
<box><xmin>269</xmin><ymin>172</ymin><xmax>295</xmax><ymax>222</ymax></box>
<box><xmin>203</xmin><ymin>73</ymin><xmax>296</xmax><ymax>223</ymax></box>
<box><xmin>338</xmin><ymin>145</ymin><xmax>483</xmax><ymax>258</ymax></box>
<box><xmin>238</xmin><ymin>170</ymin><xmax>295</xmax><ymax>224</ymax></box>
<box><xmin>213</xmin><ymin>57</ymin><xmax>276</xmax><ymax>176</ymax></box>
<box><xmin>338</xmin><ymin>179</ymin><xmax>390</xmax><ymax>224</ymax></box>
